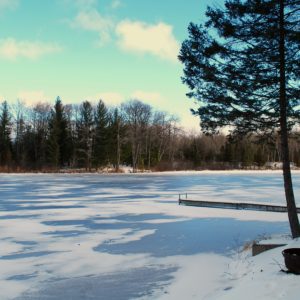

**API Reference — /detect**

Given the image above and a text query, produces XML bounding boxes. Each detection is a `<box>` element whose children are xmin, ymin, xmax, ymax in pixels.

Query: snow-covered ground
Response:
<box><xmin>0</xmin><ymin>172</ymin><xmax>299</xmax><ymax>299</ymax></box>
<box><xmin>214</xmin><ymin>235</ymin><xmax>300</xmax><ymax>300</ymax></box>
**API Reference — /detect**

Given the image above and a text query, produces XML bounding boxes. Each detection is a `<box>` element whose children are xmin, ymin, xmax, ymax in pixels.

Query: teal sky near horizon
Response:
<box><xmin>0</xmin><ymin>0</ymin><xmax>224</xmax><ymax>130</ymax></box>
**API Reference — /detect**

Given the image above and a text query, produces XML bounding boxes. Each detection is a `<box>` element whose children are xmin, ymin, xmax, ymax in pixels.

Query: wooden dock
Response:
<box><xmin>178</xmin><ymin>195</ymin><xmax>300</xmax><ymax>213</ymax></box>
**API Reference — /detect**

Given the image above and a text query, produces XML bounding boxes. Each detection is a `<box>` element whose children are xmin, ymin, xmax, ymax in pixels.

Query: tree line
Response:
<box><xmin>1</xmin><ymin>97</ymin><xmax>300</xmax><ymax>172</ymax></box>
<box><xmin>0</xmin><ymin>97</ymin><xmax>180</xmax><ymax>172</ymax></box>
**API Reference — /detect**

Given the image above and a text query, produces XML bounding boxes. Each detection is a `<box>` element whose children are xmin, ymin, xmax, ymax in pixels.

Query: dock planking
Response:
<box><xmin>178</xmin><ymin>196</ymin><xmax>300</xmax><ymax>213</ymax></box>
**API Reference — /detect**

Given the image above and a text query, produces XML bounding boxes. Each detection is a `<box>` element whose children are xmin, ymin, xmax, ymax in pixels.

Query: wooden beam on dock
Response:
<box><xmin>178</xmin><ymin>198</ymin><xmax>300</xmax><ymax>213</ymax></box>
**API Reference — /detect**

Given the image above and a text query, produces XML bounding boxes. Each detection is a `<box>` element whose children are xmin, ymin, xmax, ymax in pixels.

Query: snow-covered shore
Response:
<box><xmin>3</xmin><ymin>168</ymin><xmax>300</xmax><ymax>176</ymax></box>
<box><xmin>154</xmin><ymin>234</ymin><xmax>300</xmax><ymax>300</ymax></box>
<box><xmin>209</xmin><ymin>236</ymin><xmax>300</xmax><ymax>300</ymax></box>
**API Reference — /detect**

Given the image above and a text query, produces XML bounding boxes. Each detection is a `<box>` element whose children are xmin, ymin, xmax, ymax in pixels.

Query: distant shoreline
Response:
<box><xmin>1</xmin><ymin>169</ymin><xmax>300</xmax><ymax>175</ymax></box>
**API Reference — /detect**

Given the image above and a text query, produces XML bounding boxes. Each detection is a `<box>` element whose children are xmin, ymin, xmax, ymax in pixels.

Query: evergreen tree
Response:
<box><xmin>47</xmin><ymin>124</ymin><xmax>60</xmax><ymax>168</ymax></box>
<box><xmin>76</xmin><ymin>101</ymin><xmax>94</xmax><ymax>171</ymax></box>
<box><xmin>0</xmin><ymin>101</ymin><xmax>12</xmax><ymax>167</ymax></box>
<box><xmin>108</xmin><ymin>108</ymin><xmax>124</xmax><ymax>171</ymax></box>
<box><xmin>93</xmin><ymin>100</ymin><xmax>109</xmax><ymax>168</ymax></box>
<box><xmin>222</xmin><ymin>141</ymin><xmax>235</xmax><ymax>164</ymax></box>
<box><xmin>14</xmin><ymin>114</ymin><xmax>26</xmax><ymax>167</ymax></box>
<box><xmin>179</xmin><ymin>0</ymin><xmax>300</xmax><ymax>237</ymax></box>
<box><xmin>48</xmin><ymin>97</ymin><xmax>71</xmax><ymax>168</ymax></box>
<box><xmin>255</xmin><ymin>144</ymin><xmax>268</xmax><ymax>167</ymax></box>
<box><xmin>23</xmin><ymin>124</ymin><xmax>37</xmax><ymax>169</ymax></box>
<box><xmin>241</xmin><ymin>139</ymin><xmax>254</xmax><ymax>167</ymax></box>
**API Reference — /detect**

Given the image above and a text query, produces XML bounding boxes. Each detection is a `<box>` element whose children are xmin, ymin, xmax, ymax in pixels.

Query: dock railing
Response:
<box><xmin>178</xmin><ymin>193</ymin><xmax>188</xmax><ymax>204</ymax></box>
<box><xmin>179</xmin><ymin>196</ymin><xmax>300</xmax><ymax>213</ymax></box>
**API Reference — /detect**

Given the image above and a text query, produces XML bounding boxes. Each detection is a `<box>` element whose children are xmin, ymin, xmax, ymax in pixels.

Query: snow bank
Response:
<box><xmin>210</xmin><ymin>236</ymin><xmax>300</xmax><ymax>300</ymax></box>
<box><xmin>153</xmin><ymin>235</ymin><xmax>300</xmax><ymax>300</ymax></box>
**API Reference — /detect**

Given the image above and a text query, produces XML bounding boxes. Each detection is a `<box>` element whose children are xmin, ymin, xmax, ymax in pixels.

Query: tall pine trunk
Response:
<box><xmin>279</xmin><ymin>0</ymin><xmax>300</xmax><ymax>238</ymax></box>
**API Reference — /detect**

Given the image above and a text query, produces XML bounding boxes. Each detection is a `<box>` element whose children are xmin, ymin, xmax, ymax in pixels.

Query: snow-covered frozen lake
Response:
<box><xmin>0</xmin><ymin>172</ymin><xmax>299</xmax><ymax>299</ymax></box>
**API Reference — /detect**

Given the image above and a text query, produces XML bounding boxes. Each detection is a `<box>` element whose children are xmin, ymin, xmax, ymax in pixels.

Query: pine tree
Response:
<box><xmin>47</xmin><ymin>97</ymin><xmax>71</xmax><ymax>168</ymax></box>
<box><xmin>14</xmin><ymin>113</ymin><xmax>26</xmax><ymax>167</ymax></box>
<box><xmin>76</xmin><ymin>101</ymin><xmax>94</xmax><ymax>171</ymax></box>
<box><xmin>0</xmin><ymin>101</ymin><xmax>12</xmax><ymax>167</ymax></box>
<box><xmin>179</xmin><ymin>0</ymin><xmax>300</xmax><ymax>237</ymax></box>
<box><xmin>109</xmin><ymin>108</ymin><xmax>124</xmax><ymax>171</ymax></box>
<box><xmin>93</xmin><ymin>100</ymin><xmax>109</xmax><ymax>168</ymax></box>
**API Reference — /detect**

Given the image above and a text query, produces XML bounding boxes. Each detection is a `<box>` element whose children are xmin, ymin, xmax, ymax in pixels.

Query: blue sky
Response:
<box><xmin>0</xmin><ymin>0</ymin><xmax>224</xmax><ymax>130</ymax></box>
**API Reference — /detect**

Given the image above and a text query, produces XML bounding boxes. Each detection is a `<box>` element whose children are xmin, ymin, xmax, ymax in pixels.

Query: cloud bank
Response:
<box><xmin>71</xmin><ymin>6</ymin><xmax>180</xmax><ymax>63</ymax></box>
<box><xmin>17</xmin><ymin>90</ymin><xmax>49</xmax><ymax>106</ymax></box>
<box><xmin>116</xmin><ymin>21</ymin><xmax>180</xmax><ymax>63</ymax></box>
<box><xmin>0</xmin><ymin>38</ymin><xmax>62</xmax><ymax>60</ymax></box>
<box><xmin>111</xmin><ymin>0</ymin><xmax>122</xmax><ymax>9</ymax></box>
<box><xmin>0</xmin><ymin>0</ymin><xmax>18</xmax><ymax>11</ymax></box>
<box><xmin>73</xmin><ymin>10</ymin><xmax>114</xmax><ymax>45</ymax></box>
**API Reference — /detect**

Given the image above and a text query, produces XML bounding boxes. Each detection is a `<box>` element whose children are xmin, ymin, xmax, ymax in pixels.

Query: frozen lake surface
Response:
<box><xmin>0</xmin><ymin>172</ymin><xmax>299</xmax><ymax>299</ymax></box>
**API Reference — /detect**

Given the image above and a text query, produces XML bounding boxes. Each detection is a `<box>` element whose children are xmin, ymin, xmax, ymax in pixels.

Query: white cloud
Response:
<box><xmin>130</xmin><ymin>91</ymin><xmax>166</xmax><ymax>107</ymax></box>
<box><xmin>0</xmin><ymin>0</ymin><xmax>18</xmax><ymax>11</ymax></box>
<box><xmin>0</xmin><ymin>38</ymin><xmax>62</xmax><ymax>60</ymax></box>
<box><xmin>129</xmin><ymin>91</ymin><xmax>201</xmax><ymax>131</ymax></box>
<box><xmin>90</xmin><ymin>91</ymin><xmax>166</xmax><ymax>108</ymax></box>
<box><xmin>70</xmin><ymin>8</ymin><xmax>180</xmax><ymax>62</ymax></box>
<box><xmin>111</xmin><ymin>0</ymin><xmax>122</xmax><ymax>9</ymax></box>
<box><xmin>116</xmin><ymin>21</ymin><xmax>180</xmax><ymax>63</ymax></box>
<box><xmin>17</xmin><ymin>91</ymin><xmax>49</xmax><ymax>106</ymax></box>
<box><xmin>88</xmin><ymin>92</ymin><xmax>124</xmax><ymax>106</ymax></box>
<box><xmin>89</xmin><ymin>90</ymin><xmax>173</xmax><ymax>111</ymax></box>
<box><xmin>89</xmin><ymin>91</ymin><xmax>167</xmax><ymax>108</ymax></box>
<box><xmin>73</xmin><ymin>10</ymin><xmax>114</xmax><ymax>45</ymax></box>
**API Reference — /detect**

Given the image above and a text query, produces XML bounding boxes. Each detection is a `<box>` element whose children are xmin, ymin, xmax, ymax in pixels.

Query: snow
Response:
<box><xmin>0</xmin><ymin>172</ymin><xmax>299</xmax><ymax>299</ymax></box>
<box><xmin>212</xmin><ymin>237</ymin><xmax>300</xmax><ymax>300</ymax></box>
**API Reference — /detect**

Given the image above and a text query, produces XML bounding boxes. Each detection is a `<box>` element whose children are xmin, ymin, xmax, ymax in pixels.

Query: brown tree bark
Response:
<box><xmin>279</xmin><ymin>0</ymin><xmax>300</xmax><ymax>238</ymax></box>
